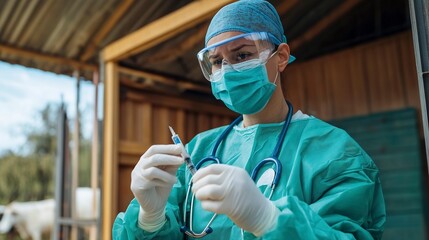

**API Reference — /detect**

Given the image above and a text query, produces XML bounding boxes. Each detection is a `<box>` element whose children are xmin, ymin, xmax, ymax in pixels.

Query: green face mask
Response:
<box><xmin>211</xmin><ymin>59</ymin><xmax>276</xmax><ymax>115</ymax></box>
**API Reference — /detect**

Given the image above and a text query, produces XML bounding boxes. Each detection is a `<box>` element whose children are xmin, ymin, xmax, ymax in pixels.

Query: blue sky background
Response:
<box><xmin>0</xmin><ymin>61</ymin><xmax>101</xmax><ymax>155</ymax></box>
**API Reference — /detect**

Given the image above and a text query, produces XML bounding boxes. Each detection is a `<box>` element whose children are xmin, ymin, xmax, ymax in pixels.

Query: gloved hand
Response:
<box><xmin>191</xmin><ymin>164</ymin><xmax>280</xmax><ymax>236</ymax></box>
<box><xmin>130</xmin><ymin>144</ymin><xmax>183</xmax><ymax>231</ymax></box>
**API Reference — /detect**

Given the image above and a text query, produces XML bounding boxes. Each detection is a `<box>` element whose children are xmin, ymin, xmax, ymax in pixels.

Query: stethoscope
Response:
<box><xmin>180</xmin><ymin>101</ymin><xmax>293</xmax><ymax>238</ymax></box>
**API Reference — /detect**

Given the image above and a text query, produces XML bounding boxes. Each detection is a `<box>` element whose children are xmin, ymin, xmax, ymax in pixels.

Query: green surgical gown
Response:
<box><xmin>113</xmin><ymin>117</ymin><xmax>386</xmax><ymax>239</ymax></box>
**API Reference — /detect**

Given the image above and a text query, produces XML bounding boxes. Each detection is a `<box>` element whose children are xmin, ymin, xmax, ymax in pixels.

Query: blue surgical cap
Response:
<box><xmin>205</xmin><ymin>0</ymin><xmax>295</xmax><ymax>63</ymax></box>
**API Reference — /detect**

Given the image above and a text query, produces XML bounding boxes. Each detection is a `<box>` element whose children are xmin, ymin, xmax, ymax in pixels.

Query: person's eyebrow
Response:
<box><xmin>229</xmin><ymin>43</ymin><xmax>255</xmax><ymax>52</ymax></box>
<box><xmin>208</xmin><ymin>42</ymin><xmax>256</xmax><ymax>59</ymax></box>
<box><xmin>208</xmin><ymin>52</ymin><xmax>219</xmax><ymax>60</ymax></box>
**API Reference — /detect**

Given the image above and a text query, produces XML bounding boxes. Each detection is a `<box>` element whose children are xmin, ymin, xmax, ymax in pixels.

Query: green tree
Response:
<box><xmin>0</xmin><ymin>103</ymin><xmax>92</xmax><ymax>205</ymax></box>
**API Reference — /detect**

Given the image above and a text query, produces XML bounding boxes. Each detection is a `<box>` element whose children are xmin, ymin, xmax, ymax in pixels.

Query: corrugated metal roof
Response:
<box><xmin>0</xmin><ymin>0</ymin><xmax>410</xmax><ymax>84</ymax></box>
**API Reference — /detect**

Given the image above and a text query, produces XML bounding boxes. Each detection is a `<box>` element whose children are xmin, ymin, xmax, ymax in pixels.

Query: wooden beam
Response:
<box><xmin>276</xmin><ymin>0</ymin><xmax>299</xmax><ymax>16</ymax></box>
<box><xmin>143</xmin><ymin>0</ymin><xmax>297</xmax><ymax>66</ymax></box>
<box><xmin>289</xmin><ymin>0</ymin><xmax>362</xmax><ymax>50</ymax></box>
<box><xmin>80</xmin><ymin>0</ymin><xmax>134</xmax><ymax>62</ymax></box>
<box><xmin>102</xmin><ymin>61</ymin><xmax>119</xmax><ymax>240</ymax></box>
<box><xmin>0</xmin><ymin>44</ymin><xmax>97</xmax><ymax>71</ymax></box>
<box><xmin>118</xmin><ymin>66</ymin><xmax>211</xmax><ymax>94</ymax></box>
<box><xmin>143</xmin><ymin>22</ymin><xmax>208</xmax><ymax>64</ymax></box>
<box><xmin>102</xmin><ymin>0</ymin><xmax>234</xmax><ymax>61</ymax></box>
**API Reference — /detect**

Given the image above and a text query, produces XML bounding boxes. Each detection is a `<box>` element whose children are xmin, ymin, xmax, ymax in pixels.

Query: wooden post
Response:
<box><xmin>102</xmin><ymin>61</ymin><xmax>119</xmax><ymax>240</ymax></box>
<box><xmin>71</xmin><ymin>70</ymin><xmax>80</xmax><ymax>240</ymax></box>
<box><xmin>89</xmin><ymin>70</ymin><xmax>99</xmax><ymax>240</ymax></box>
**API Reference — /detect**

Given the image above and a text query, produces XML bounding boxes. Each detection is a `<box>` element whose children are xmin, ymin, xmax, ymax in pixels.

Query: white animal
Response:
<box><xmin>0</xmin><ymin>199</ymin><xmax>54</xmax><ymax>240</ymax></box>
<box><xmin>0</xmin><ymin>187</ymin><xmax>100</xmax><ymax>240</ymax></box>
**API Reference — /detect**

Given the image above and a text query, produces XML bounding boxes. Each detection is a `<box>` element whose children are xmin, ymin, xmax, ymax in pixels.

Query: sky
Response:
<box><xmin>0</xmin><ymin>61</ymin><xmax>101</xmax><ymax>154</ymax></box>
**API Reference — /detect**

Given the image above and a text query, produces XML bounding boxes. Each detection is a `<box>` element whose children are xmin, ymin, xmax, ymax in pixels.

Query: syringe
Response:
<box><xmin>169</xmin><ymin>126</ymin><xmax>197</xmax><ymax>175</ymax></box>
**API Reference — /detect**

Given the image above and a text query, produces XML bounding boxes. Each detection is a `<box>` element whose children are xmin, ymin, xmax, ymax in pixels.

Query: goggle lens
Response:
<box><xmin>197</xmin><ymin>32</ymin><xmax>276</xmax><ymax>81</ymax></box>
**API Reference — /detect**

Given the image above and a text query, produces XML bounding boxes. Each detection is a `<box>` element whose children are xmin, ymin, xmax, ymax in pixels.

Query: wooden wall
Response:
<box><xmin>117</xmin><ymin>89</ymin><xmax>235</xmax><ymax>212</ymax></box>
<box><xmin>283</xmin><ymin>31</ymin><xmax>420</xmax><ymax>122</ymax></box>
<box><xmin>104</xmin><ymin>30</ymin><xmax>423</xmax><ymax>238</ymax></box>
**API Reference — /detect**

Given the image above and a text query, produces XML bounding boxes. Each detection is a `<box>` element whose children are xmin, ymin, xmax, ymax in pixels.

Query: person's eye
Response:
<box><xmin>236</xmin><ymin>52</ymin><xmax>252</xmax><ymax>62</ymax></box>
<box><xmin>210</xmin><ymin>58</ymin><xmax>223</xmax><ymax>66</ymax></box>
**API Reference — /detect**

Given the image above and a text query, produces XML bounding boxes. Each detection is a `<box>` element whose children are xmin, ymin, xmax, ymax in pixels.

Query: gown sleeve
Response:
<box><xmin>112</xmin><ymin>166</ymin><xmax>187</xmax><ymax>240</ymax></box>
<box><xmin>259</xmin><ymin>127</ymin><xmax>386</xmax><ymax>240</ymax></box>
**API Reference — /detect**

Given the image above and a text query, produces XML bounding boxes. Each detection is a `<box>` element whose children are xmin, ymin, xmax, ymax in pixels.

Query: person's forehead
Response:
<box><xmin>207</xmin><ymin>31</ymin><xmax>245</xmax><ymax>47</ymax></box>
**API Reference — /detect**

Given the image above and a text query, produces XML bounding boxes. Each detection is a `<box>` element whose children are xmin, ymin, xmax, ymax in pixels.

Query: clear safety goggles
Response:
<box><xmin>197</xmin><ymin>32</ymin><xmax>277</xmax><ymax>82</ymax></box>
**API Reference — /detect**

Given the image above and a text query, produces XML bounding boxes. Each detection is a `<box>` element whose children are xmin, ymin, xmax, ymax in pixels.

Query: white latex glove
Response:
<box><xmin>130</xmin><ymin>144</ymin><xmax>183</xmax><ymax>231</ymax></box>
<box><xmin>191</xmin><ymin>164</ymin><xmax>280</xmax><ymax>236</ymax></box>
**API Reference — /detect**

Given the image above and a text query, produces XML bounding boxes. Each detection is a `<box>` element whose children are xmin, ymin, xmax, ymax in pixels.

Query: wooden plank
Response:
<box><xmin>324</xmin><ymin>51</ymin><xmax>353</xmax><ymax>118</ymax></box>
<box><xmin>329</xmin><ymin>49</ymin><xmax>369</xmax><ymax>118</ymax></box>
<box><xmin>102</xmin><ymin>0</ymin><xmax>234</xmax><ymax>61</ymax></box>
<box><xmin>118</xmin><ymin>167</ymin><xmax>134</xmax><ymax>212</ymax></box>
<box><xmin>118</xmin><ymin>153</ymin><xmax>141</xmax><ymax>167</ymax></box>
<box><xmin>347</xmin><ymin>47</ymin><xmax>370</xmax><ymax>115</ymax></box>
<box><xmin>125</xmin><ymin>91</ymin><xmax>235</xmax><ymax>116</ymax></box>
<box><xmin>186</xmin><ymin>112</ymin><xmax>197</xmax><ymax>141</ymax></box>
<box><xmin>276</xmin><ymin>0</ymin><xmax>299</xmax><ymax>16</ymax></box>
<box><xmin>363</xmin><ymin>38</ymin><xmax>406</xmax><ymax>112</ymax></box>
<box><xmin>152</xmin><ymin>107</ymin><xmax>170</xmax><ymax>144</ymax></box>
<box><xmin>0</xmin><ymin>44</ymin><xmax>97</xmax><ymax>71</ymax></box>
<box><xmin>210</xmin><ymin>115</ymin><xmax>222</xmax><ymax>129</ymax></box>
<box><xmin>289</xmin><ymin>0</ymin><xmax>362</xmax><ymax>50</ymax></box>
<box><xmin>176</xmin><ymin>109</ymin><xmax>187</xmax><ymax>142</ymax></box>
<box><xmin>119</xmin><ymin>141</ymin><xmax>149</xmax><ymax>156</ymax></box>
<box><xmin>399</xmin><ymin>32</ymin><xmax>421</xmax><ymax>112</ymax></box>
<box><xmin>221</xmin><ymin>116</ymin><xmax>232</xmax><ymax>125</ymax></box>
<box><xmin>383</xmin><ymin>39</ymin><xmax>407</xmax><ymax>109</ymax></box>
<box><xmin>302</xmin><ymin>58</ymin><xmax>333</xmax><ymax>119</ymax></box>
<box><xmin>119</xmin><ymin>101</ymin><xmax>134</xmax><ymax>141</ymax></box>
<box><xmin>282</xmin><ymin>64</ymin><xmax>306</xmax><ymax>111</ymax></box>
<box><xmin>102</xmin><ymin>61</ymin><xmax>119</xmax><ymax>240</ymax></box>
<box><xmin>197</xmin><ymin>113</ymin><xmax>210</xmax><ymax>133</ymax></box>
<box><xmin>80</xmin><ymin>0</ymin><xmax>134</xmax><ymax>61</ymax></box>
<box><xmin>135</xmin><ymin>103</ymin><xmax>152</xmax><ymax>145</ymax></box>
<box><xmin>284</xmin><ymin>32</ymin><xmax>418</xmax><ymax>120</ymax></box>
<box><xmin>144</xmin><ymin>22</ymin><xmax>209</xmax><ymax>64</ymax></box>
<box><xmin>119</xmin><ymin>67</ymin><xmax>211</xmax><ymax>94</ymax></box>
<box><xmin>125</xmin><ymin>101</ymin><xmax>134</xmax><ymax>141</ymax></box>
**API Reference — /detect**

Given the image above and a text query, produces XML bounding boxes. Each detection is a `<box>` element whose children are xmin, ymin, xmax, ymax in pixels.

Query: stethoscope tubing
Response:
<box><xmin>182</xmin><ymin>101</ymin><xmax>293</xmax><ymax>238</ymax></box>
